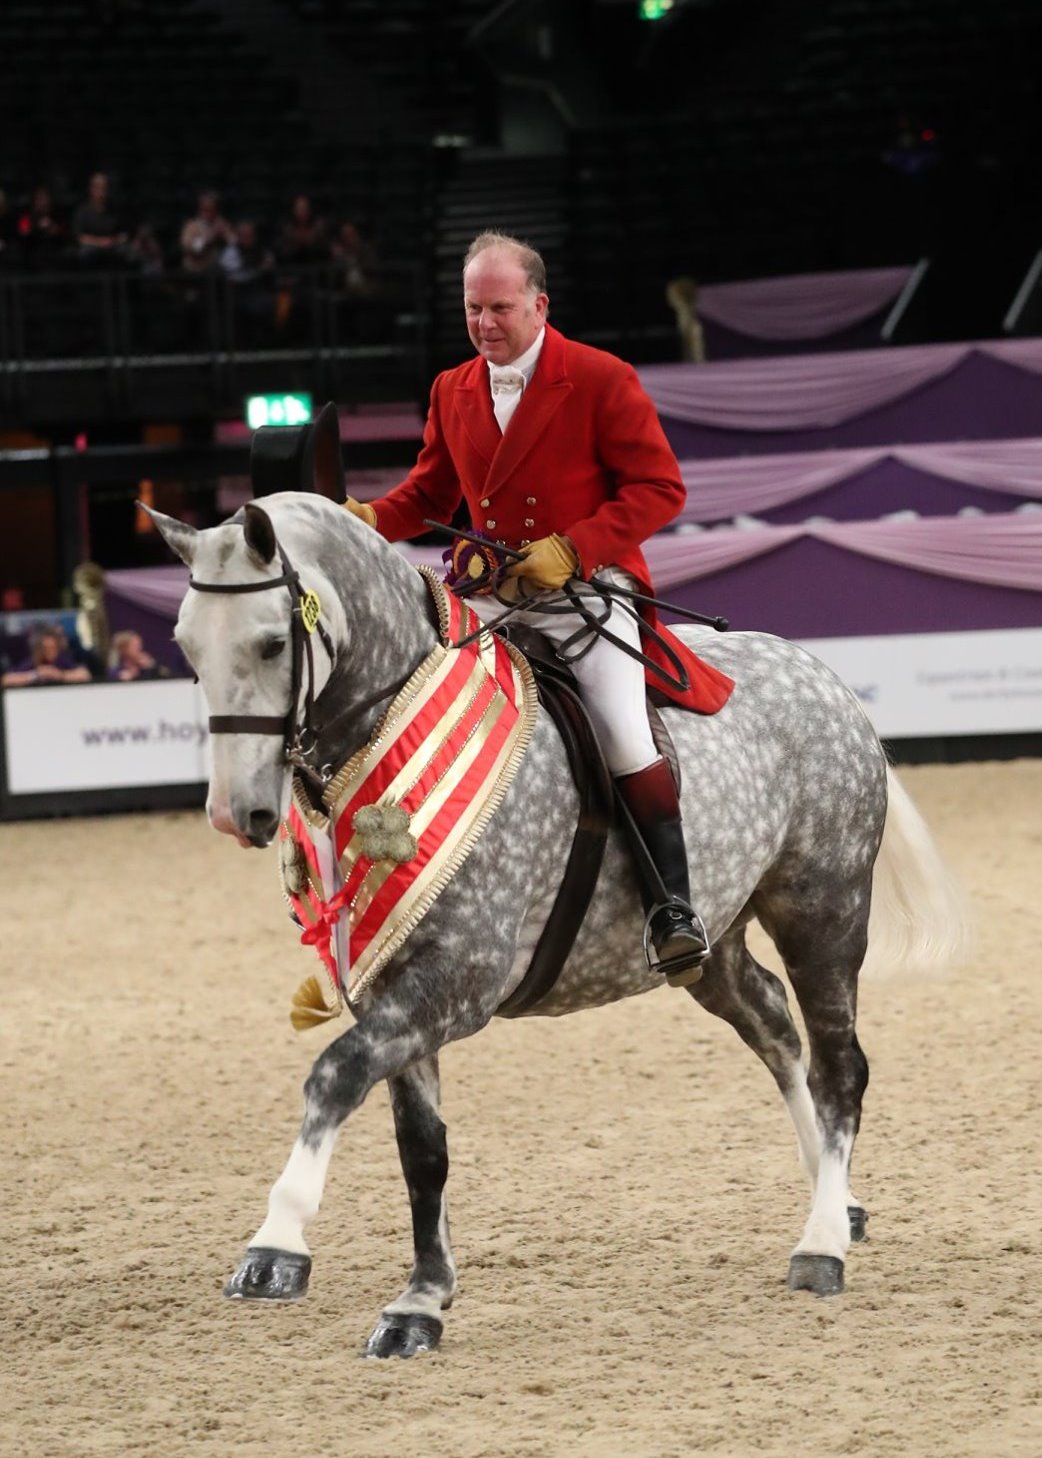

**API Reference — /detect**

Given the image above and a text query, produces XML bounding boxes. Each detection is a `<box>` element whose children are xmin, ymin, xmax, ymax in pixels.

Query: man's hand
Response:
<box><xmin>504</xmin><ymin>533</ymin><xmax>578</xmax><ymax>590</ymax></box>
<box><xmin>342</xmin><ymin>496</ymin><xmax>377</xmax><ymax>528</ymax></box>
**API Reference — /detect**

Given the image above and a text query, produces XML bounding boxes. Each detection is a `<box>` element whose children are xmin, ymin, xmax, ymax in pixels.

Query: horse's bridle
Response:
<box><xmin>189</xmin><ymin>535</ymin><xmax>336</xmax><ymax>783</ymax></box>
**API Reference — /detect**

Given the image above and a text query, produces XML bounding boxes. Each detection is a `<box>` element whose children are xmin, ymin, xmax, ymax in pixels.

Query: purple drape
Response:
<box><xmin>697</xmin><ymin>268</ymin><xmax>914</xmax><ymax>342</ymax></box>
<box><xmin>109</xmin><ymin>517</ymin><xmax>1041</xmax><ymax>639</ymax></box>
<box><xmin>644</xmin><ymin>514</ymin><xmax>1042</xmax><ymax>595</ymax></box>
<box><xmin>639</xmin><ymin>339</ymin><xmax>1042</xmax><ymax>434</ymax></box>
<box><xmin>106</xmin><ymin>566</ymin><xmax>194</xmax><ymax>619</ymax></box>
<box><xmin>679</xmin><ymin>438</ymin><xmax>1042</xmax><ymax>522</ymax></box>
<box><xmin>660</xmin><ymin>352</ymin><xmax>1042</xmax><ymax>458</ymax></box>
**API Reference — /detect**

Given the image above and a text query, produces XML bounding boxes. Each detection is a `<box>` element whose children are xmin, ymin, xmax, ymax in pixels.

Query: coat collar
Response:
<box><xmin>454</xmin><ymin>324</ymin><xmax>573</xmax><ymax>491</ymax></box>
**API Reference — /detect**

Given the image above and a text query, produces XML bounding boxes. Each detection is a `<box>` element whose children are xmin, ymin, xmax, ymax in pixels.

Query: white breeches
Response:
<box><xmin>469</xmin><ymin>568</ymin><xmax>658</xmax><ymax>777</ymax></box>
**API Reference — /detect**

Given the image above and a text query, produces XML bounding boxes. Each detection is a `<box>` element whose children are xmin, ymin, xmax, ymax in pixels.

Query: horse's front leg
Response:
<box><xmin>365</xmin><ymin>1055</ymin><xmax>456</xmax><ymax>1358</ymax></box>
<box><xmin>224</xmin><ymin>1009</ymin><xmax>442</xmax><ymax>1306</ymax></box>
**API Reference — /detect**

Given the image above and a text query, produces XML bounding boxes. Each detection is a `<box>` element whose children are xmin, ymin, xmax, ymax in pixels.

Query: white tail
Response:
<box><xmin>861</xmin><ymin>766</ymin><xmax>974</xmax><ymax>977</ymax></box>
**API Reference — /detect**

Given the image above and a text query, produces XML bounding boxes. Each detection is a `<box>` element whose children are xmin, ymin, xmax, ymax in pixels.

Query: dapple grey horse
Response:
<box><xmin>152</xmin><ymin>492</ymin><xmax>966</xmax><ymax>1357</ymax></box>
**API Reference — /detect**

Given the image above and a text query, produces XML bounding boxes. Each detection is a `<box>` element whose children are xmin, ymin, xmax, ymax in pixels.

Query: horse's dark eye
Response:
<box><xmin>261</xmin><ymin>638</ymin><xmax>286</xmax><ymax>661</ymax></box>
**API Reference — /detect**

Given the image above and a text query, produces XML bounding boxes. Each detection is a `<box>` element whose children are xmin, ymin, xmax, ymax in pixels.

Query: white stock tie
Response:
<box><xmin>489</xmin><ymin>365</ymin><xmax>526</xmax><ymax>434</ymax></box>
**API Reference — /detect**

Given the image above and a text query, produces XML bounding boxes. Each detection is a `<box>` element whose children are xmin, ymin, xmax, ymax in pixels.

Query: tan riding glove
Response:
<box><xmin>504</xmin><ymin>533</ymin><xmax>579</xmax><ymax>590</ymax></box>
<box><xmin>342</xmin><ymin>496</ymin><xmax>377</xmax><ymax>528</ymax></box>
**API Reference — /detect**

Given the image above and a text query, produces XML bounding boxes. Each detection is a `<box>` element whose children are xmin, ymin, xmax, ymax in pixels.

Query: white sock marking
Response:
<box><xmin>794</xmin><ymin>1131</ymin><xmax>854</xmax><ymax>1262</ymax></box>
<box><xmin>250</xmin><ymin>1128</ymin><xmax>337</xmax><ymax>1255</ymax></box>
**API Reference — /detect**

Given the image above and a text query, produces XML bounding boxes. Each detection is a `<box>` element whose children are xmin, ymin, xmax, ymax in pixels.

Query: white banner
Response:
<box><xmin>3</xmin><ymin>679</ymin><xmax>212</xmax><ymax>794</ymax></box>
<box><xmin>2</xmin><ymin>629</ymin><xmax>1039</xmax><ymax>799</ymax></box>
<box><xmin>799</xmin><ymin>627</ymin><xmax>1042</xmax><ymax>738</ymax></box>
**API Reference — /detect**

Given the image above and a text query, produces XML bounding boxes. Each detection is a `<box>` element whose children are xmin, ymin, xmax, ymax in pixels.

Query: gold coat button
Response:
<box><xmin>485</xmin><ymin>519</ymin><xmax>496</xmax><ymax>529</ymax></box>
<box><xmin>480</xmin><ymin>498</ymin><xmax>490</xmax><ymax>508</ymax></box>
<box><xmin>524</xmin><ymin>517</ymin><xmax>534</xmax><ymax>527</ymax></box>
<box><xmin>526</xmin><ymin>496</ymin><xmax>536</xmax><ymax>505</ymax></box>
<box><xmin>520</xmin><ymin>538</ymin><xmax>531</xmax><ymax>546</ymax></box>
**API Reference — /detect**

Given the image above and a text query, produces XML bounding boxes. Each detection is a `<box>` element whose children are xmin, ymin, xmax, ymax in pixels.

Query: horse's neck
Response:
<box><xmin>312</xmin><ymin>547</ymin><xmax>438</xmax><ymax>765</ymax></box>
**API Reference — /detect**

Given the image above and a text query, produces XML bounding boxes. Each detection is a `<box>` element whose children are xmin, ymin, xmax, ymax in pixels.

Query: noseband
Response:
<box><xmin>189</xmin><ymin>534</ymin><xmax>335</xmax><ymax>781</ymax></box>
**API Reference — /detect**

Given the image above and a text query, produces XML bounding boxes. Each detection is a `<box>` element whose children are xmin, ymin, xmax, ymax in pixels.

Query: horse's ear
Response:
<box><xmin>309</xmin><ymin>402</ymin><xmax>343</xmax><ymax>501</ymax></box>
<box><xmin>243</xmin><ymin>501</ymin><xmax>277</xmax><ymax>565</ymax></box>
<box><xmin>138</xmin><ymin>504</ymin><xmax>198</xmax><ymax>566</ymax></box>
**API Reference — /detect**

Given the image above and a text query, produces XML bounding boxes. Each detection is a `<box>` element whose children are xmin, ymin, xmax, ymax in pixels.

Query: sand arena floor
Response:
<box><xmin>2</xmin><ymin>760</ymin><xmax>1040</xmax><ymax>1458</ymax></box>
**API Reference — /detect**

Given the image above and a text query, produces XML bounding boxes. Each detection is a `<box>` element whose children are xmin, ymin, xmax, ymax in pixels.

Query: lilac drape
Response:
<box><xmin>104</xmin><ymin>543</ymin><xmax>444</xmax><ymax>625</ymax></box>
<box><xmin>644</xmin><ymin>514</ymin><xmax>1042</xmax><ymax>595</ymax></box>
<box><xmin>697</xmin><ymin>268</ymin><xmax>913</xmax><ymax>342</ymax></box>
<box><xmin>109</xmin><ymin>517</ymin><xmax>1042</xmax><ymax>638</ymax></box>
<box><xmin>678</xmin><ymin>438</ymin><xmax>1042</xmax><ymax>522</ymax></box>
<box><xmin>639</xmin><ymin>339</ymin><xmax>1042</xmax><ymax>433</ymax></box>
<box><xmin>107</xmin><ymin>566</ymin><xmax>193</xmax><ymax>619</ymax></box>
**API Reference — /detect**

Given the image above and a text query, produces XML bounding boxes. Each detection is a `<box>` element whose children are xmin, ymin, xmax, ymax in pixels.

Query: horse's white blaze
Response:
<box><xmin>249</xmin><ymin>1128</ymin><xmax>338</xmax><ymax>1254</ymax></box>
<box><xmin>793</xmin><ymin>1131</ymin><xmax>854</xmax><ymax>1262</ymax></box>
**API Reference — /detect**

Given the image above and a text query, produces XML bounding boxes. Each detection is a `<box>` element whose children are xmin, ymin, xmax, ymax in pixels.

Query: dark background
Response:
<box><xmin>2</xmin><ymin>0</ymin><xmax>1041</xmax><ymax>602</ymax></box>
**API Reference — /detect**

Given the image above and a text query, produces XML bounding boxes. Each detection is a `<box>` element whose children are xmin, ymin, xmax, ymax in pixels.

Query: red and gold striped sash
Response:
<box><xmin>279</xmin><ymin>569</ymin><xmax>537</xmax><ymax>1023</ymax></box>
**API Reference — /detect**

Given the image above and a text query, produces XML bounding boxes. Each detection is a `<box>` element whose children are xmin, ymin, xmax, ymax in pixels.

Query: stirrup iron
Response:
<box><xmin>641</xmin><ymin>898</ymin><xmax>711</xmax><ymax>988</ymax></box>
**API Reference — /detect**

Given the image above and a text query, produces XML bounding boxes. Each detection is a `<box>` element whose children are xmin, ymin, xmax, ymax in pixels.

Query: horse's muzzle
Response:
<box><xmin>209</xmin><ymin>801</ymin><xmax>279</xmax><ymax>848</ymax></box>
<box><xmin>246</xmin><ymin>808</ymin><xmax>281</xmax><ymax>847</ymax></box>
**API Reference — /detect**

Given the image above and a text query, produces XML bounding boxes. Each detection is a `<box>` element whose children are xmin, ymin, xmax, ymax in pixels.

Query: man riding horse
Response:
<box><xmin>345</xmin><ymin>230</ymin><xmax>734</xmax><ymax>983</ymax></box>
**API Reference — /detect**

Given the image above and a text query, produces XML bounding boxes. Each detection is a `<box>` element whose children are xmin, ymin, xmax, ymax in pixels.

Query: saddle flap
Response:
<box><xmin>504</xmin><ymin>623</ymin><xmax>681</xmax><ymax>795</ymax></box>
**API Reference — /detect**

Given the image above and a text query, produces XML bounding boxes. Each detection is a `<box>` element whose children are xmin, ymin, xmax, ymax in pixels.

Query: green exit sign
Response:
<box><xmin>639</xmin><ymin>0</ymin><xmax>673</xmax><ymax>17</ymax></box>
<box><xmin>245</xmin><ymin>393</ymin><xmax>313</xmax><ymax>428</ymax></box>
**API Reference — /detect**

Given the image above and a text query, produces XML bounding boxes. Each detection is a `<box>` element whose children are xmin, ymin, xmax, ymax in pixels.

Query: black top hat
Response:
<box><xmin>249</xmin><ymin>400</ymin><xmax>344</xmax><ymax>500</ymax></box>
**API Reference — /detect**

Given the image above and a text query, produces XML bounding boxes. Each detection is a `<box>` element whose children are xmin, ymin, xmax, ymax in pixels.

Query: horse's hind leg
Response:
<box><xmin>760</xmin><ymin>882</ymin><xmax>872</xmax><ymax>1296</ymax></box>
<box><xmin>365</xmin><ymin>1055</ymin><xmax>457</xmax><ymax>1358</ymax></box>
<box><xmin>688</xmin><ymin>928</ymin><xmax>822</xmax><ymax>1192</ymax></box>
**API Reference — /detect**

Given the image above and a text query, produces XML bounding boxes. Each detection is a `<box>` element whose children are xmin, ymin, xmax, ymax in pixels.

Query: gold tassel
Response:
<box><xmin>290</xmin><ymin>974</ymin><xmax>343</xmax><ymax>1033</ymax></box>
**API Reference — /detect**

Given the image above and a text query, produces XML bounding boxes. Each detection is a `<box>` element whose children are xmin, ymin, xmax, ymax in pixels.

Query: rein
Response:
<box><xmin>422</xmin><ymin>520</ymin><xmax>728</xmax><ymax>696</ymax></box>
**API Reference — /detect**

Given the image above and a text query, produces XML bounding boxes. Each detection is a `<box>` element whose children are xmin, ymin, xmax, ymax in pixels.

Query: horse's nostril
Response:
<box><xmin>247</xmin><ymin>808</ymin><xmax>279</xmax><ymax>842</ymax></box>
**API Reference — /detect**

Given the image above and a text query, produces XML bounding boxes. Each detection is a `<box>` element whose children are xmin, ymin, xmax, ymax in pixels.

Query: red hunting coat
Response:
<box><xmin>371</xmin><ymin>323</ymin><xmax>734</xmax><ymax>714</ymax></box>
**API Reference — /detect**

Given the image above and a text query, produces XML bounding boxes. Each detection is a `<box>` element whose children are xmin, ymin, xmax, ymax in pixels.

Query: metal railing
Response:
<box><xmin>0</xmin><ymin>261</ymin><xmax>431</xmax><ymax>421</ymax></box>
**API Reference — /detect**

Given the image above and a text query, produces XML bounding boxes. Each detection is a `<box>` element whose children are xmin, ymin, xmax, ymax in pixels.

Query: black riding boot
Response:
<box><xmin>615</xmin><ymin>756</ymin><xmax>710</xmax><ymax>988</ymax></box>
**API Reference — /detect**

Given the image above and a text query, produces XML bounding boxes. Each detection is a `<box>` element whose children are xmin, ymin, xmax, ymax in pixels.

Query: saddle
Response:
<box><xmin>494</xmin><ymin>623</ymin><xmax>680</xmax><ymax>1018</ymax></box>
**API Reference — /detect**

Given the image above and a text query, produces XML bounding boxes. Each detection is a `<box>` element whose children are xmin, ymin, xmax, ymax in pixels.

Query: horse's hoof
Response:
<box><xmin>223</xmin><ymin>1247</ymin><xmax>312</xmax><ymax>1302</ymax></box>
<box><xmin>364</xmin><ymin>1311</ymin><xmax>443</xmax><ymax>1359</ymax></box>
<box><xmin>787</xmin><ymin>1253</ymin><xmax>844</xmax><ymax>1296</ymax></box>
<box><xmin>848</xmin><ymin>1205</ymin><xmax>868</xmax><ymax>1242</ymax></box>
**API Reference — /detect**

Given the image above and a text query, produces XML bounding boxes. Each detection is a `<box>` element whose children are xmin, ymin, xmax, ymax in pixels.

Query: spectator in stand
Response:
<box><xmin>220</xmin><ymin>220</ymin><xmax>274</xmax><ymax>284</ymax></box>
<box><xmin>331</xmin><ymin>219</ymin><xmax>386</xmax><ymax>342</ymax></box>
<box><xmin>180</xmin><ymin>189</ymin><xmax>234</xmax><ymax>273</ymax></box>
<box><xmin>17</xmin><ymin>186</ymin><xmax>68</xmax><ymax>270</ymax></box>
<box><xmin>274</xmin><ymin>194</ymin><xmax>330</xmax><ymax>336</ymax></box>
<box><xmin>127</xmin><ymin>222</ymin><xmax>165</xmax><ymax>276</ymax></box>
<box><xmin>107</xmin><ymin>629</ymin><xmax>171</xmax><ymax>682</ymax></box>
<box><xmin>2</xmin><ymin>625</ymin><xmax>91</xmax><ymax>687</ymax></box>
<box><xmin>277</xmin><ymin>193</ymin><xmax>329</xmax><ymax>266</ymax></box>
<box><xmin>331</xmin><ymin>221</ymin><xmax>381</xmax><ymax>301</ymax></box>
<box><xmin>73</xmin><ymin>172</ymin><xmax>128</xmax><ymax>266</ymax></box>
<box><xmin>221</xmin><ymin>220</ymin><xmax>276</xmax><ymax>345</ymax></box>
